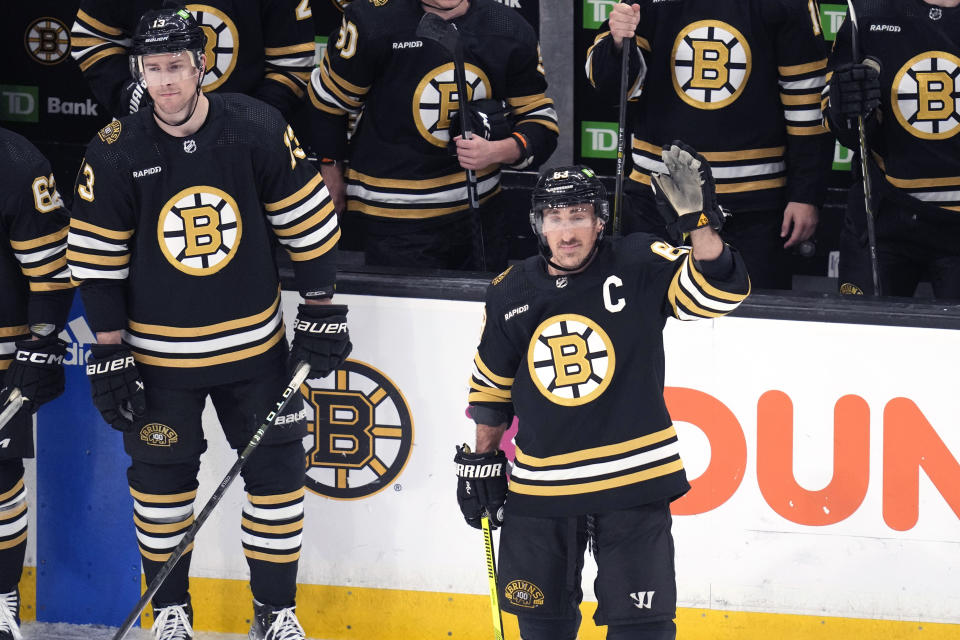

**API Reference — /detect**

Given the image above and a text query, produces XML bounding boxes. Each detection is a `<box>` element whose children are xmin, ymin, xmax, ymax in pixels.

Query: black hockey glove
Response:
<box><xmin>455</xmin><ymin>444</ymin><xmax>507</xmax><ymax>530</ymax></box>
<box><xmin>85</xmin><ymin>344</ymin><xmax>145</xmax><ymax>432</ymax></box>
<box><xmin>828</xmin><ymin>59</ymin><xmax>881</xmax><ymax>123</ymax></box>
<box><xmin>119</xmin><ymin>78</ymin><xmax>152</xmax><ymax>115</ymax></box>
<box><xmin>651</xmin><ymin>140</ymin><xmax>725</xmax><ymax>245</ymax></box>
<box><xmin>0</xmin><ymin>336</ymin><xmax>67</xmax><ymax>415</ymax></box>
<box><xmin>448</xmin><ymin>99</ymin><xmax>514</xmax><ymax>150</ymax></box>
<box><xmin>289</xmin><ymin>304</ymin><xmax>352</xmax><ymax>379</ymax></box>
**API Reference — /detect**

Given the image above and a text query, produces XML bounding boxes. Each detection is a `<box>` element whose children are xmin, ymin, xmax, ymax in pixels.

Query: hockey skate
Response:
<box><xmin>151</xmin><ymin>598</ymin><xmax>194</xmax><ymax>640</ymax></box>
<box><xmin>249</xmin><ymin>600</ymin><xmax>306</xmax><ymax>640</ymax></box>
<box><xmin>0</xmin><ymin>588</ymin><xmax>21</xmax><ymax>640</ymax></box>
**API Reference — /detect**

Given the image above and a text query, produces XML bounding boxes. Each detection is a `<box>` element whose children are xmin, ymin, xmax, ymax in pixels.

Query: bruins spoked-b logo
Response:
<box><xmin>302</xmin><ymin>360</ymin><xmax>413</xmax><ymax>500</ymax></box>
<box><xmin>186</xmin><ymin>4</ymin><xmax>238</xmax><ymax>91</ymax></box>
<box><xmin>157</xmin><ymin>186</ymin><xmax>242</xmax><ymax>276</ymax></box>
<box><xmin>527</xmin><ymin>314</ymin><xmax>615</xmax><ymax>406</ymax></box>
<box><xmin>24</xmin><ymin>17</ymin><xmax>70</xmax><ymax>65</ymax></box>
<box><xmin>672</xmin><ymin>20</ymin><xmax>751</xmax><ymax>110</ymax></box>
<box><xmin>892</xmin><ymin>52</ymin><xmax>960</xmax><ymax>140</ymax></box>
<box><xmin>414</xmin><ymin>63</ymin><xmax>491</xmax><ymax>147</ymax></box>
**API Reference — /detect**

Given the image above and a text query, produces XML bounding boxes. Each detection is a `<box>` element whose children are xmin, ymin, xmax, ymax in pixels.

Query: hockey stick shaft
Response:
<box><xmin>0</xmin><ymin>390</ymin><xmax>25</xmax><ymax>432</ymax></box>
<box><xmin>111</xmin><ymin>362</ymin><xmax>311</xmax><ymax>640</ymax></box>
<box><xmin>612</xmin><ymin>15</ymin><xmax>630</xmax><ymax>238</ymax></box>
<box><xmin>481</xmin><ymin>515</ymin><xmax>504</xmax><ymax>640</ymax></box>
<box><xmin>847</xmin><ymin>0</ymin><xmax>881</xmax><ymax>295</ymax></box>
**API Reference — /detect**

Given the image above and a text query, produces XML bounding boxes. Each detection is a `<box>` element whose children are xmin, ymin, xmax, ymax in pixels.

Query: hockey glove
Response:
<box><xmin>448</xmin><ymin>99</ymin><xmax>514</xmax><ymax>151</ymax></box>
<box><xmin>85</xmin><ymin>344</ymin><xmax>146</xmax><ymax>432</ymax></box>
<box><xmin>651</xmin><ymin>141</ymin><xmax>724</xmax><ymax>245</ymax></box>
<box><xmin>0</xmin><ymin>336</ymin><xmax>67</xmax><ymax>415</ymax></box>
<box><xmin>455</xmin><ymin>444</ymin><xmax>507</xmax><ymax>530</ymax></box>
<box><xmin>828</xmin><ymin>59</ymin><xmax>881</xmax><ymax>122</ymax></box>
<box><xmin>289</xmin><ymin>304</ymin><xmax>352</xmax><ymax>379</ymax></box>
<box><xmin>119</xmin><ymin>78</ymin><xmax>152</xmax><ymax>115</ymax></box>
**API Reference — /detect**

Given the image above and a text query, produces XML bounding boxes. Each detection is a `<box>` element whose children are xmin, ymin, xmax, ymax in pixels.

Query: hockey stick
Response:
<box><xmin>417</xmin><ymin>12</ymin><xmax>488</xmax><ymax>270</ymax></box>
<box><xmin>111</xmin><ymin>362</ymin><xmax>311</xmax><ymax>640</ymax></box>
<box><xmin>0</xmin><ymin>389</ymin><xmax>25</xmax><ymax>431</ymax></box>
<box><xmin>846</xmin><ymin>0</ymin><xmax>882</xmax><ymax>296</ymax></box>
<box><xmin>612</xmin><ymin>2</ymin><xmax>632</xmax><ymax>238</ymax></box>
<box><xmin>481</xmin><ymin>514</ymin><xmax>504</xmax><ymax>640</ymax></box>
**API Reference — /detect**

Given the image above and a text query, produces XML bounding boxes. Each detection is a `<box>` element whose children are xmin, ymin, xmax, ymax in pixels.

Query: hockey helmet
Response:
<box><xmin>529</xmin><ymin>165</ymin><xmax>610</xmax><ymax>264</ymax></box>
<box><xmin>129</xmin><ymin>6</ymin><xmax>206</xmax><ymax>87</ymax></box>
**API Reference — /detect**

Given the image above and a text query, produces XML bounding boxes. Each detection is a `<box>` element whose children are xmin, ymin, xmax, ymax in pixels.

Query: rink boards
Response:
<box><xmin>26</xmin><ymin>291</ymin><xmax>960</xmax><ymax>639</ymax></box>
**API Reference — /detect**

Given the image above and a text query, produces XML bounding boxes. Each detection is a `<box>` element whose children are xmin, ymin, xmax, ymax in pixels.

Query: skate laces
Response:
<box><xmin>265</xmin><ymin>606</ymin><xmax>305</xmax><ymax>640</ymax></box>
<box><xmin>0</xmin><ymin>590</ymin><xmax>21</xmax><ymax>640</ymax></box>
<box><xmin>152</xmin><ymin>603</ymin><xmax>193</xmax><ymax>640</ymax></box>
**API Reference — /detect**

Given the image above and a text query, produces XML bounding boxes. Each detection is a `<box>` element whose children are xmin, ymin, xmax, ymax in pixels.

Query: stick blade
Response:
<box><xmin>416</xmin><ymin>12</ymin><xmax>457</xmax><ymax>54</ymax></box>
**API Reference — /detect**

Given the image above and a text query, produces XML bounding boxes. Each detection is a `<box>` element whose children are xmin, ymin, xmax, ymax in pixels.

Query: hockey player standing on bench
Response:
<box><xmin>455</xmin><ymin>145</ymin><xmax>750</xmax><ymax>640</ymax></box>
<box><xmin>67</xmin><ymin>8</ymin><xmax>349</xmax><ymax>640</ymax></box>
<box><xmin>308</xmin><ymin>0</ymin><xmax>559</xmax><ymax>270</ymax></box>
<box><xmin>0</xmin><ymin>128</ymin><xmax>74</xmax><ymax>640</ymax></box>
<box><xmin>587</xmin><ymin>0</ymin><xmax>833</xmax><ymax>290</ymax></box>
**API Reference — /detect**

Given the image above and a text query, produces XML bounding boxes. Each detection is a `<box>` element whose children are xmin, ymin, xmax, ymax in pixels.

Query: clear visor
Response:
<box><xmin>132</xmin><ymin>51</ymin><xmax>201</xmax><ymax>87</ymax></box>
<box><xmin>538</xmin><ymin>204</ymin><xmax>597</xmax><ymax>232</ymax></box>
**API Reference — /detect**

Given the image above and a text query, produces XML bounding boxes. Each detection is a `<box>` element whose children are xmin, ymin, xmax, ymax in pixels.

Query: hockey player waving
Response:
<box><xmin>67</xmin><ymin>8</ymin><xmax>349</xmax><ymax>640</ymax></box>
<box><xmin>456</xmin><ymin>144</ymin><xmax>750</xmax><ymax>640</ymax></box>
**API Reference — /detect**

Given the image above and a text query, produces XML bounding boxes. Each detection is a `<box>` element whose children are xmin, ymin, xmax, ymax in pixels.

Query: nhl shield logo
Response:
<box><xmin>302</xmin><ymin>359</ymin><xmax>414</xmax><ymax>500</ymax></box>
<box><xmin>528</xmin><ymin>314</ymin><xmax>615</xmax><ymax>406</ymax></box>
<box><xmin>930</xmin><ymin>7</ymin><xmax>943</xmax><ymax>20</ymax></box>
<box><xmin>183</xmin><ymin>139</ymin><xmax>197</xmax><ymax>153</ymax></box>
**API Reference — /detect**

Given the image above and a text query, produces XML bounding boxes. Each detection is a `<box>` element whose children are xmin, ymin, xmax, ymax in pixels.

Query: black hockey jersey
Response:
<box><xmin>67</xmin><ymin>94</ymin><xmax>339</xmax><ymax>388</ymax></box>
<box><xmin>308</xmin><ymin>0</ymin><xmax>558</xmax><ymax>219</ymax></box>
<box><xmin>70</xmin><ymin>0</ymin><xmax>316</xmax><ymax>119</ymax></box>
<box><xmin>826</xmin><ymin>1</ymin><xmax>960</xmax><ymax>215</ymax></box>
<box><xmin>586</xmin><ymin>0</ymin><xmax>833</xmax><ymax>212</ymax></box>
<box><xmin>468</xmin><ymin>235</ymin><xmax>750</xmax><ymax>517</ymax></box>
<box><xmin>0</xmin><ymin>128</ymin><xmax>74</xmax><ymax>371</ymax></box>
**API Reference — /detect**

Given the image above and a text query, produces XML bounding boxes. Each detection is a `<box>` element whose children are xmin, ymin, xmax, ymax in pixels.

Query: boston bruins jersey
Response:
<box><xmin>71</xmin><ymin>0</ymin><xmax>315</xmax><ymax>119</ymax></box>
<box><xmin>826</xmin><ymin>1</ymin><xmax>960</xmax><ymax>215</ymax></box>
<box><xmin>0</xmin><ymin>128</ymin><xmax>74</xmax><ymax>371</ymax></box>
<box><xmin>468</xmin><ymin>235</ymin><xmax>750</xmax><ymax>517</ymax></box>
<box><xmin>309</xmin><ymin>0</ymin><xmax>558</xmax><ymax>220</ymax></box>
<box><xmin>586</xmin><ymin>0</ymin><xmax>832</xmax><ymax>213</ymax></box>
<box><xmin>67</xmin><ymin>94</ymin><xmax>339</xmax><ymax>388</ymax></box>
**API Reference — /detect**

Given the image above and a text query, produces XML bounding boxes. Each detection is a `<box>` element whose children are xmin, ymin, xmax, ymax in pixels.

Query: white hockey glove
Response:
<box><xmin>651</xmin><ymin>140</ymin><xmax>725</xmax><ymax>244</ymax></box>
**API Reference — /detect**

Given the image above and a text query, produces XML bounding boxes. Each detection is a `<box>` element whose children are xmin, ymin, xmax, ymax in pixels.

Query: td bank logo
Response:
<box><xmin>833</xmin><ymin>141</ymin><xmax>854</xmax><ymax>172</ymax></box>
<box><xmin>820</xmin><ymin>4</ymin><xmax>847</xmax><ymax>42</ymax></box>
<box><xmin>0</xmin><ymin>85</ymin><xmax>39</xmax><ymax>123</ymax></box>
<box><xmin>581</xmin><ymin>121</ymin><xmax>618</xmax><ymax>159</ymax></box>
<box><xmin>583</xmin><ymin>0</ymin><xmax>617</xmax><ymax>29</ymax></box>
<box><xmin>302</xmin><ymin>359</ymin><xmax>413</xmax><ymax>500</ymax></box>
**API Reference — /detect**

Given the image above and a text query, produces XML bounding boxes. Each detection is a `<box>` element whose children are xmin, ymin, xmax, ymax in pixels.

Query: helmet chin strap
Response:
<box><xmin>420</xmin><ymin>0</ymin><xmax>466</xmax><ymax>11</ymax></box>
<box><xmin>544</xmin><ymin>238</ymin><xmax>602</xmax><ymax>274</ymax></box>
<box><xmin>153</xmin><ymin>67</ymin><xmax>204</xmax><ymax>128</ymax></box>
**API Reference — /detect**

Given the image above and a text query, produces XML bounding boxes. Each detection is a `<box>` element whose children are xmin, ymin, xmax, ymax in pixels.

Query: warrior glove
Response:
<box><xmin>651</xmin><ymin>141</ymin><xmax>725</xmax><ymax>245</ymax></box>
<box><xmin>86</xmin><ymin>344</ymin><xmax>145</xmax><ymax>432</ymax></box>
<box><xmin>828</xmin><ymin>59</ymin><xmax>881</xmax><ymax>122</ymax></box>
<box><xmin>119</xmin><ymin>78</ymin><xmax>152</xmax><ymax>115</ymax></box>
<box><xmin>0</xmin><ymin>336</ymin><xmax>67</xmax><ymax>415</ymax></box>
<box><xmin>455</xmin><ymin>445</ymin><xmax>507</xmax><ymax>530</ymax></box>
<box><xmin>289</xmin><ymin>304</ymin><xmax>352</xmax><ymax>379</ymax></box>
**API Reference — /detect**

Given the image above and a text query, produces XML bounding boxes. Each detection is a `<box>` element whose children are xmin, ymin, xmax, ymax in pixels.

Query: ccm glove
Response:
<box><xmin>828</xmin><ymin>59</ymin><xmax>881</xmax><ymax>122</ymax></box>
<box><xmin>86</xmin><ymin>344</ymin><xmax>145</xmax><ymax>432</ymax></box>
<box><xmin>651</xmin><ymin>140</ymin><xmax>725</xmax><ymax>245</ymax></box>
<box><xmin>455</xmin><ymin>444</ymin><xmax>507</xmax><ymax>529</ymax></box>
<box><xmin>289</xmin><ymin>304</ymin><xmax>352</xmax><ymax>378</ymax></box>
<box><xmin>0</xmin><ymin>336</ymin><xmax>67</xmax><ymax>415</ymax></box>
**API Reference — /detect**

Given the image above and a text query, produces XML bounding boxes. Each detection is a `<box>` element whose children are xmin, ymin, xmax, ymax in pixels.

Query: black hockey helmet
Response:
<box><xmin>530</xmin><ymin>165</ymin><xmax>610</xmax><ymax>266</ymax></box>
<box><xmin>129</xmin><ymin>5</ymin><xmax>206</xmax><ymax>83</ymax></box>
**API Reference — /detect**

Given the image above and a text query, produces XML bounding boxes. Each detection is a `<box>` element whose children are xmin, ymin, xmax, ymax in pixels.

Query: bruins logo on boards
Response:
<box><xmin>672</xmin><ymin>20</ymin><xmax>751</xmax><ymax>110</ymax></box>
<box><xmin>186</xmin><ymin>4</ymin><xmax>238</xmax><ymax>91</ymax></box>
<box><xmin>24</xmin><ymin>17</ymin><xmax>70</xmax><ymax>65</ymax></box>
<box><xmin>892</xmin><ymin>51</ymin><xmax>960</xmax><ymax>140</ymax></box>
<box><xmin>157</xmin><ymin>186</ymin><xmax>242</xmax><ymax>276</ymax></box>
<box><xmin>413</xmin><ymin>62</ymin><xmax>491</xmax><ymax>147</ymax></box>
<box><xmin>527</xmin><ymin>314</ymin><xmax>615</xmax><ymax>407</ymax></box>
<box><xmin>302</xmin><ymin>359</ymin><xmax>414</xmax><ymax>500</ymax></box>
